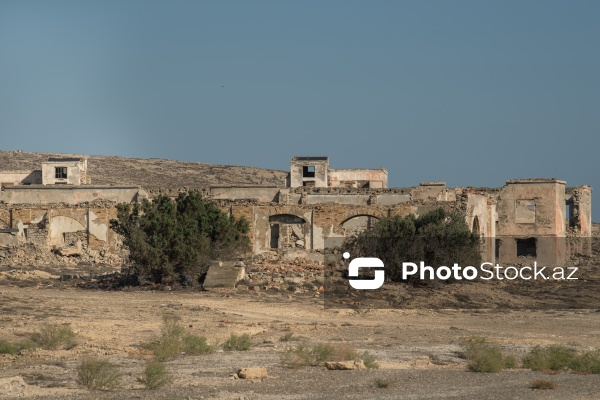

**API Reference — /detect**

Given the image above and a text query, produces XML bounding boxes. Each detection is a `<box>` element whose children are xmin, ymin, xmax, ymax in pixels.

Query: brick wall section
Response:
<box><xmin>26</xmin><ymin>227</ymin><xmax>47</xmax><ymax>247</ymax></box>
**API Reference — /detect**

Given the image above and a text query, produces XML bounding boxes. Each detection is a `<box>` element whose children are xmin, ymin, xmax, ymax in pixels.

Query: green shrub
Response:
<box><xmin>362</xmin><ymin>351</ymin><xmax>379</xmax><ymax>369</ymax></box>
<box><xmin>77</xmin><ymin>357</ymin><xmax>122</xmax><ymax>390</ymax></box>
<box><xmin>0</xmin><ymin>339</ymin><xmax>15</xmax><ymax>354</ymax></box>
<box><xmin>223</xmin><ymin>333</ymin><xmax>251</xmax><ymax>351</ymax></box>
<box><xmin>345</xmin><ymin>208</ymin><xmax>481</xmax><ymax>283</ymax></box>
<box><xmin>113</xmin><ymin>191</ymin><xmax>250</xmax><ymax>283</ymax></box>
<box><xmin>570</xmin><ymin>349</ymin><xmax>600</xmax><ymax>374</ymax></box>
<box><xmin>461</xmin><ymin>337</ymin><xmax>514</xmax><ymax>373</ymax></box>
<box><xmin>0</xmin><ymin>339</ymin><xmax>38</xmax><ymax>355</ymax></box>
<box><xmin>282</xmin><ymin>342</ymin><xmax>335</xmax><ymax>368</ymax></box>
<box><xmin>375</xmin><ymin>378</ymin><xmax>389</xmax><ymax>388</ymax></box>
<box><xmin>183</xmin><ymin>335</ymin><xmax>214</xmax><ymax>355</ymax></box>
<box><xmin>138</xmin><ymin>362</ymin><xmax>171</xmax><ymax>389</ymax></box>
<box><xmin>280</xmin><ymin>332</ymin><xmax>298</xmax><ymax>342</ymax></box>
<box><xmin>282</xmin><ymin>342</ymin><xmax>375</xmax><ymax>369</ymax></box>
<box><xmin>522</xmin><ymin>345</ymin><xmax>576</xmax><ymax>372</ymax></box>
<box><xmin>530</xmin><ymin>379</ymin><xmax>557</xmax><ymax>390</ymax></box>
<box><xmin>146</xmin><ymin>315</ymin><xmax>214</xmax><ymax>360</ymax></box>
<box><xmin>149</xmin><ymin>315</ymin><xmax>185</xmax><ymax>361</ymax></box>
<box><xmin>31</xmin><ymin>323</ymin><xmax>76</xmax><ymax>350</ymax></box>
<box><xmin>15</xmin><ymin>340</ymin><xmax>38</xmax><ymax>352</ymax></box>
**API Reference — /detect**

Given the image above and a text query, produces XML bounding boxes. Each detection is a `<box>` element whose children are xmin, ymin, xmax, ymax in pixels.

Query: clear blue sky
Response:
<box><xmin>1</xmin><ymin>1</ymin><xmax>598</xmax><ymax>217</ymax></box>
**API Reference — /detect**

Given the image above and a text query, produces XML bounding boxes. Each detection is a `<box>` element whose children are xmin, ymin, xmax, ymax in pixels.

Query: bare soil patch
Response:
<box><xmin>1</xmin><ymin>272</ymin><xmax>599</xmax><ymax>399</ymax></box>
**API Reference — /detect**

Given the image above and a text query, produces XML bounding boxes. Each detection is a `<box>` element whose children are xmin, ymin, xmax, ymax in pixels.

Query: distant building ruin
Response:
<box><xmin>0</xmin><ymin>155</ymin><xmax>593</xmax><ymax>266</ymax></box>
<box><xmin>289</xmin><ymin>156</ymin><xmax>388</xmax><ymax>189</ymax></box>
<box><xmin>211</xmin><ymin>157</ymin><xmax>592</xmax><ymax>266</ymax></box>
<box><xmin>0</xmin><ymin>157</ymin><xmax>89</xmax><ymax>188</ymax></box>
<box><xmin>0</xmin><ymin>157</ymin><xmax>145</xmax><ymax>255</ymax></box>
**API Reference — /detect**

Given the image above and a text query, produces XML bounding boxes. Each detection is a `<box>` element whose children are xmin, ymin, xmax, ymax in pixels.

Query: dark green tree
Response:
<box><xmin>345</xmin><ymin>208</ymin><xmax>481</xmax><ymax>283</ymax></box>
<box><xmin>113</xmin><ymin>191</ymin><xmax>249</xmax><ymax>284</ymax></box>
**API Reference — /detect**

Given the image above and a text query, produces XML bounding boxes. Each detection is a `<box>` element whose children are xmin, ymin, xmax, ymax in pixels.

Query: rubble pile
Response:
<box><xmin>236</xmin><ymin>258</ymin><xmax>324</xmax><ymax>294</ymax></box>
<box><xmin>0</xmin><ymin>242</ymin><xmax>126</xmax><ymax>268</ymax></box>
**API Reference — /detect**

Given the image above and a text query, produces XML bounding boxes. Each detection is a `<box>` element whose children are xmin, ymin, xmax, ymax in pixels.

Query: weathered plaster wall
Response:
<box><xmin>570</xmin><ymin>186</ymin><xmax>592</xmax><ymax>236</ymax></box>
<box><xmin>410</xmin><ymin>183</ymin><xmax>457</xmax><ymax>202</ymax></box>
<box><xmin>496</xmin><ymin>179</ymin><xmax>567</xmax><ymax>265</ymax></box>
<box><xmin>0</xmin><ymin>186</ymin><xmax>144</xmax><ymax>205</ymax></box>
<box><xmin>304</xmin><ymin>194</ymin><xmax>371</xmax><ymax>205</ymax></box>
<box><xmin>328</xmin><ymin>168</ymin><xmax>388</xmax><ymax>188</ymax></box>
<box><xmin>0</xmin><ymin>171</ymin><xmax>42</xmax><ymax>187</ymax></box>
<box><xmin>1</xmin><ymin>204</ymin><xmax>120</xmax><ymax>254</ymax></box>
<box><xmin>290</xmin><ymin>157</ymin><xmax>329</xmax><ymax>188</ymax></box>
<box><xmin>42</xmin><ymin>160</ymin><xmax>83</xmax><ymax>185</ymax></box>
<box><xmin>497</xmin><ymin>180</ymin><xmax>566</xmax><ymax>237</ymax></box>
<box><xmin>376</xmin><ymin>194</ymin><xmax>411</xmax><ymax>206</ymax></box>
<box><xmin>210</xmin><ymin>187</ymin><xmax>279</xmax><ymax>203</ymax></box>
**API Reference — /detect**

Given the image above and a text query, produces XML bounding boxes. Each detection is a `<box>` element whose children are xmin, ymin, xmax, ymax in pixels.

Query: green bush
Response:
<box><xmin>280</xmin><ymin>332</ymin><xmax>298</xmax><ymax>342</ymax></box>
<box><xmin>138</xmin><ymin>362</ymin><xmax>171</xmax><ymax>389</ymax></box>
<box><xmin>375</xmin><ymin>378</ymin><xmax>389</xmax><ymax>388</ymax></box>
<box><xmin>77</xmin><ymin>357</ymin><xmax>122</xmax><ymax>390</ymax></box>
<box><xmin>362</xmin><ymin>351</ymin><xmax>379</xmax><ymax>369</ymax></box>
<box><xmin>282</xmin><ymin>342</ymin><xmax>376</xmax><ymax>369</ymax></box>
<box><xmin>183</xmin><ymin>335</ymin><xmax>214</xmax><ymax>355</ymax></box>
<box><xmin>146</xmin><ymin>315</ymin><xmax>214</xmax><ymax>360</ymax></box>
<box><xmin>113</xmin><ymin>191</ymin><xmax>250</xmax><ymax>283</ymax></box>
<box><xmin>282</xmin><ymin>342</ymin><xmax>335</xmax><ymax>368</ymax></box>
<box><xmin>0</xmin><ymin>339</ymin><xmax>38</xmax><ymax>355</ymax></box>
<box><xmin>223</xmin><ymin>333</ymin><xmax>251</xmax><ymax>351</ymax></box>
<box><xmin>570</xmin><ymin>349</ymin><xmax>600</xmax><ymax>374</ymax></box>
<box><xmin>461</xmin><ymin>337</ymin><xmax>515</xmax><ymax>373</ymax></box>
<box><xmin>345</xmin><ymin>208</ymin><xmax>481</xmax><ymax>283</ymax></box>
<box><xmin>0</xmin><ymin>339</ymin><xmax>15</xmax><ymax>354</ymax></box>
<box><xmin>522</xmin><ymin>345</ymin><xmax>576</xmax><ymax>372</ymax></box>
<box><xmin>15</xmin><ymin>339</ymin><xmax>38</xmax><ymax>352</ymax></box>
<box><xmin>31</xmin><ymin>323</ymin><xmax>76</xmax><ymax>350</ymax></box>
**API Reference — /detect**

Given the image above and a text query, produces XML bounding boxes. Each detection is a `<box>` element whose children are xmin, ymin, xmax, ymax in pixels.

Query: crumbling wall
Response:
<box><xmin>568</xmin><ymin>185</ymin><xmax>592</xmax><ymax>236</ymax></box>
<box><xmin>210</xmin><ymin>186</ymin><xmax>280</xmax><ymax>203</ymax></box>
<box><xmin>496</xmin><ymin>179</ymin><xmax>567</xmax><ymax>265</ymax></box>
<box><xmin>0</xmin><ymin>170</ymin><xmax>42</xmax><ymax>187</ymax></box>
<box><xmin>328</xmin><ymin>168</ymin><xmax>388</xmax><ymax>188</ymax></box>
<box><xmin>0</xmin><ymin>200</ymin><xmax>125</xmax><ymax>266</ymax></box>
<box><xmin>289</xmin><ymin>157</ymin><xmax>329</xmax><ymax>188</ymax></box>
<box><xmin>0</xmin><ymin>186</ymin><xmax>144</xmax><ymax>205</ymax></box>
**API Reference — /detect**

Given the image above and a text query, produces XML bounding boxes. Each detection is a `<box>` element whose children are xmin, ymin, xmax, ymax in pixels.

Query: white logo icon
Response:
<box><xmin>344</xmin><ymin>252</ymin><xmax>385</xmax><ymax>290</ymax></box>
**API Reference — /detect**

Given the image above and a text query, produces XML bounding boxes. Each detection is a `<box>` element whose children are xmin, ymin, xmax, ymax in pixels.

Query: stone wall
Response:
<box><xmin>0</xmin><ymin>186</ymin><xmax>145</xmax><ymax>205</ymax></box>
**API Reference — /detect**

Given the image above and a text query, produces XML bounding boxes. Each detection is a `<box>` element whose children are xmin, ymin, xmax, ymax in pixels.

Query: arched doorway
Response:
<box><xmin>340</xmin><ymin>214</ymin><xmax>379</xmax><ymax>238</ymax></box>
<box><xmin>268</xmin><ymin>214</ymin><xmax>307</xmax><ymax>249</ymax></box>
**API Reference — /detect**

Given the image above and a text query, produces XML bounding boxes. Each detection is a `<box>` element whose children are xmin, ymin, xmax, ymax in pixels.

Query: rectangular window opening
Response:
<box><xmin>270</xmin><ymin>224</ymin><xmax>280</xmax><ymax>249</ymax></box>
<box><xmin>302</xmin><ymin>166</ymin><xmax>315</xmax><ymax>178</ymax></box>
<box><xmin>55</xmin><ymin>167</ymin><xmax>68</xmax><ymax>179</ymax></box>
<box><xmin>495</xmin><ymin>239</ymin><xmax>501</xmax><ymax>260</ymax></box>
<box><xmin>516</xmin><ymin>237</ymin><xmax>537</xmax><ymax>258</ymax></box>
<box><xmin>302</xmin><ymin>181</ymin><xmax>315</xmax><ymax>187</ymax></box>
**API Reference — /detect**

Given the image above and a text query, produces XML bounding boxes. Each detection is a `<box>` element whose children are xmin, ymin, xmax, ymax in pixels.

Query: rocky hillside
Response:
<box><xmin>0</xmin><ymin>150</ymin><xmax>288</xmax><ymax>190</ymax></box>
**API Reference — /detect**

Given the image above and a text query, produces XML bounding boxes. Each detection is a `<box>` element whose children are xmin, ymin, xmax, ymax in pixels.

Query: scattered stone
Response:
<box><xmin>0</xmin><ymin>376</ymin><xmax>27</xmax><ymax>397</ymax></box>
<box><xmin>325</xmin><ymin>360</ymin><xmax>366</xmax><ymax>370</ymax></box>
<box><xmin>237</xmin><ymin>367</ymin><xmax>268</xmax><ymax>379</ymax></box>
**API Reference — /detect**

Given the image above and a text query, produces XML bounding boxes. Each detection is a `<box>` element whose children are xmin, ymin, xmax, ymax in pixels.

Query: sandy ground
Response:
<box><xmin>1</xmin><ymin>275</ymin><xmax>600</xmax><ymax>399</ymax></box>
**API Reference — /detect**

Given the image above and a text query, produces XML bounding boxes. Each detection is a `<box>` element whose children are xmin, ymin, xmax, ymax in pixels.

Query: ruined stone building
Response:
<box><xmin>0</xmin><ymin>157</ymin><xmax>145</xmax><ymax>255</ymax></box>
<box><xmin>211</xmin><ymin>157</ymin><xmax>592</xmax><ymax>266</ymax></box>
<box><xmin>0</xmin><ymin>156</ymin><xmax>592</xmax><ymax>266</ymax></box>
